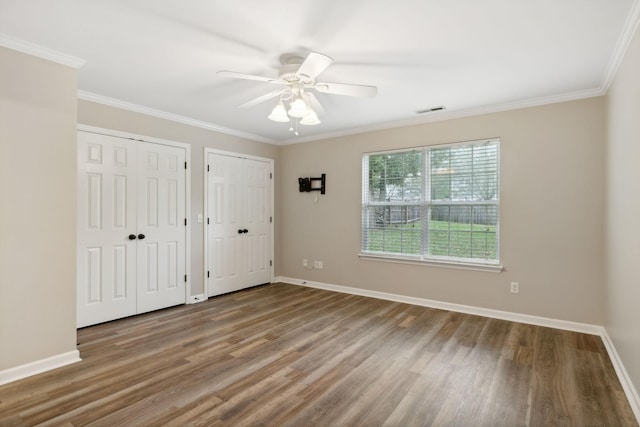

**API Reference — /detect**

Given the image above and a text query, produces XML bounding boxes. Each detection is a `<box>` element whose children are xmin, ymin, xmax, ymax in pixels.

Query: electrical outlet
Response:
<box><xmin>303</xmin><ymin>259</ymin><xmax>308</xmax><ymax>267</ymax></box>
<box><xmin>318</xmin><ymin>260</ymin><xmax>323</xmax><ymax>269</ymax></box>
<box><xmin>510</xmin><ymin>282</ymin><xmax>519</xmax><ymax>294</ymax></box>
<box><xmin>313</xmin><ymin>260</ymin><xmax>319</xmax><ymax>269</ymax></box>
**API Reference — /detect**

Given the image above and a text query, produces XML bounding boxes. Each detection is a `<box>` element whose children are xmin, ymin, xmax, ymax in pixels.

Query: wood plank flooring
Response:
<box><xmin>0</xmin><ymin>283</ymin><xmax>637</xmax><ymax>426</ymax></box>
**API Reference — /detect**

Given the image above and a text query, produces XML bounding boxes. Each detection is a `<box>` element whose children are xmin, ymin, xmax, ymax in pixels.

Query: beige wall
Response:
<box><xmin>277</xmin><ymin>97</ymin><xmax>606</xmax><ymax>324</ymax></box>
<box><xmin>605</xmin><ymin>24</ymin><xmax>640</xmax><ymax>399</ymax></box>
<box><xmin>0</xmin><ymin>47</ymin><xmax>78</xmax><ymax>370</ymax></box>
<box><xmin>77</xmin><ymin>100</ymin><xmax>280</xmax><ymax>296</ymax></box>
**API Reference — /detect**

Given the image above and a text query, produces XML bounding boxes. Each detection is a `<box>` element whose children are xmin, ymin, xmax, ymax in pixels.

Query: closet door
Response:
<box><xmin>206</xmin><ymin>152</ymin><xmax>272</xmax><ymax>297</ymax></box>
<box><xmin>244</xmin><ymin>159</ymin><xmax>271</xmax><ymax>287</ymax></box>
<box><xmin>77</xmin><ymin>132</ymin><xmax>188</xmax><ymax>327</ymax></box>
<box><xmin>208</xmin><ymin>154</ymin><xmax>244</xmax><ymax>295</ymax></box>
<box><xmin>77</xmin><ymin>132</ymin><xmax>137</xmax><ymax>328</ymax></box>
<box><xmin>136</xmin><ymin>142</ymin><xmax>187</xmax><ymax>313</ymax></box>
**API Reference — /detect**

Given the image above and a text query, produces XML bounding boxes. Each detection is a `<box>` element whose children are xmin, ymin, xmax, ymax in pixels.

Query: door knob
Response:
<box><xmin>137</xmin><ymin>234</ymin><xmax>146</xmax><ymax>240</ymax></box>
<box><xmin>238</xmin><ymin>229</ymin><xmax>243</xmax><ymax>234</ymax></box>
<box><xmin>128</xmin><ymin>234</ymin><xmax>137</xmax><ymax>240</ymax></box>
<box><xmin>243</xmin><ymin>229</ymin><xmax>248</xmax><ymax>233</ymax></box>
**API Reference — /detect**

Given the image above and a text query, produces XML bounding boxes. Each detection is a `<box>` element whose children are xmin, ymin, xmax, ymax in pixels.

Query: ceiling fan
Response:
<box><xmin>217</xmin><ymin>52</ymin><xmax>377</xmax><ymax>134</ymax></box>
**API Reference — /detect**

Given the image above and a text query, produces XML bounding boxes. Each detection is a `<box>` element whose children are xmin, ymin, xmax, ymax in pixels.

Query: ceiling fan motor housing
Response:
<box><xmin>278</xmin><ymin>55</ymin><xmax>314</xmax><ymax>84</ymax></box>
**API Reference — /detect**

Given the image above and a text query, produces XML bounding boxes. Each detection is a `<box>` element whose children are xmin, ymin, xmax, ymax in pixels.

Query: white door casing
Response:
<box><xmin>205</xmin><ymin>150</ymin><xmax>273</xmax><ymax>297</ymax></box>
<box><xmin>77</xmin><ymin>129</ymin><xmax>189</xmax><ymax>328</ymax></box>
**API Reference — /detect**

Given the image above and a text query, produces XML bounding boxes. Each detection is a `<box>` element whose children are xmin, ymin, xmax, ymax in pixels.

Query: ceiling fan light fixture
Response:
<box><xmin>219</xmin><ymin>51</ymin><xmax>378</xmax><ymax>134</ymax></box>
<box><xmin>300</xmin><ymin>110</ymin><xmax>321</xmax><ymax>126</ymax></box>
<box><xmin>268</xmin><ymin>101</ymin><xmax>289</xmax><ymax>122</ymax></box>
<box><xmin>287</xmin><ymin>96</ymin><xmax>310</xmax><ymax>118</ymax></box>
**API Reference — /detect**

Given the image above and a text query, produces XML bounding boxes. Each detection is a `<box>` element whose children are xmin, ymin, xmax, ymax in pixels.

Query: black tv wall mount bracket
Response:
<box><xmin>298</xmin><ymin>173</ymin><xmax>326</xmax><ymax>194</ymax></box>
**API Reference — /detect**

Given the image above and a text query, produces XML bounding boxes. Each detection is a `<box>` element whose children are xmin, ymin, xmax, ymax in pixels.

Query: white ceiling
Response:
<box><xmin>1</xmin><ymin>0</ymin><xmax>638</xmax><ymax>144</ymax></box>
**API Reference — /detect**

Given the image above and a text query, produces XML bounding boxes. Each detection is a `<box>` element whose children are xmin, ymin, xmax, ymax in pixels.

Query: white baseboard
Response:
<box><xmin>0</xmin><ymin>350</ymin><xmax>81</xmax><ymax>386</ymax></box>
<box><xmin>600</xmin><ymin>330</ymin><xmax>640</xmax><ymax>421</ymax></box>
<box><xmin>275</xmin><ymin>276</ymin><xmax>602</xmax><ymax>334</ymax></box>
<box><xmin>275</xmin><ymin>275</ymin><xmax>639</xmax><ymax>423</ymax></box>
<box><xmin>188</xmin><ymin>294</ymin><xmax>207</xmax><ymax>304</ymax></box>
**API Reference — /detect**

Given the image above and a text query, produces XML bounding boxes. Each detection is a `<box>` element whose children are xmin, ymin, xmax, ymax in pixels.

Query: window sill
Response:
<box><xmin>358</xmin><ymin>253</ymin><xmax>504</xmax><ymax>273</ymax></box>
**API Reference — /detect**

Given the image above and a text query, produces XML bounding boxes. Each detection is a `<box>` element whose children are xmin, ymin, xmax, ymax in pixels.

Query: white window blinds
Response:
<box><xmin>362</xmin><ymin>139</ymin><xmax>499</xmax><ymax>265</ymax></box>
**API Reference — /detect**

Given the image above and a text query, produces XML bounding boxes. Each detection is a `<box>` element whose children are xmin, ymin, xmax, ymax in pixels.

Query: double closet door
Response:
<box><xmin>77</xmin><ymin>131</ymin><xmax>188</xmax><ymax>328</ymax></box>
<box><xmin>206</xmin><ymin>151</ymin><xmax>272</xmax><ymax>296</ymax></box>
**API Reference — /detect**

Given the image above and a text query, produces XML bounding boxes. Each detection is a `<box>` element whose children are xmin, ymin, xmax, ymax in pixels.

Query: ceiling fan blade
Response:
<box><xmin>217</xmin><ymin>70</ymin><xmax>284</xmax><ymax>84</ymax></box>
<box><xmin>303</xmin><ymin>92</ymin><xmax>326</xmax><ymax>116</ymax></box>
<box><xmin>239</xmin><ymin>89</ymin><xmax>287</xmax><ymax>108</ymax></box>
<box><xmin>296</xmin><ymin>52</ymin><xmax>333</xmax><ymax>80</ymax></box>
<box><xmin>314</xmin><ymin>81</ymin><xmax>378</xmax><ymax>97</ymax></box>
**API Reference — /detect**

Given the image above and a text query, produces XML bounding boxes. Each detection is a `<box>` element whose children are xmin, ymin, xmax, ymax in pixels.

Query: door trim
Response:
<box><xmin>203</xmin><ymin>148</ymin><xmax>274</xmax><ymax>298</ymax></box>
<box><xmin>77</xmin><ymin>124</ymin><xmax>192</xmax><ymax>303</ymax></box>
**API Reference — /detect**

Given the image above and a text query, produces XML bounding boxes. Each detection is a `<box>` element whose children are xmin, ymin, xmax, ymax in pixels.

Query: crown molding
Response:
<box><xmin>79</xmin><ymin>85</ymin><xmax>604</xmax><ymax>148</ymax></box>
<box><xmin>77</xmin><ymin>91</ymin><xmax>276</xmax><ymax>145</ymax></box>
<box><xmin>78</xmin><ymin>85</ymin><xmax>603</xmax><ymax>147</ymax></box>
<box><xmin>0</xmin><ymin>33</ymin><xmax>86</xmax><ymax>69</ymax></box>
<box><xmin>601</xmin><ymin>0</ymin><xmax>640</xmax><ymax>92</ymax></box>
<box><xmin>282</xmin><ymin>87</ymin><xmax>605</xmax><ymax>145</ymax></box>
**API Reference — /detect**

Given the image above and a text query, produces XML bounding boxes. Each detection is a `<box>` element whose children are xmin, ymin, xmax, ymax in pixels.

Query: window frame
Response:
<box><xmin>360</xmin><ymin>138</ymin><xmax>502</xmax><ymax>272</ymax></box>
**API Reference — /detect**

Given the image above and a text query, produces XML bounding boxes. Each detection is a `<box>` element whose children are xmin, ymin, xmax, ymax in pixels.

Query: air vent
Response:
<box><xmin>416</xmin><ymin>106</ymin><xmax>446</xmax><ymax>114</ymax></box>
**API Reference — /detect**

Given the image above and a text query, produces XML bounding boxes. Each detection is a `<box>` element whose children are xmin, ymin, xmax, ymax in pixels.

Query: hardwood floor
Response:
<box><xmin>0</xmin><ymin>283</ymin><xmax>637</xmax><ymax>426</ymax></box>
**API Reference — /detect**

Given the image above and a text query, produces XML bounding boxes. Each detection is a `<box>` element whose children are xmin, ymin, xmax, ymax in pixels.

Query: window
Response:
<box><xmin>361</xmin><ymin>138</ymin><xmax>500</xmax><ymax>269</ymax></box>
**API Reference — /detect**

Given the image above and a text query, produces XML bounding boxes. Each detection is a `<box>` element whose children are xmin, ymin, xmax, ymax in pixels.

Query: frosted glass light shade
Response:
<box><xmin>300</xmin><ymin>110</ymin><xmax>321</xmax><ymax>125</ymax></box>
<box><xmin>268</xmin><ymin>102</ymin><xmax>289</xmax><ymax>122</ymax></box>
<box><xmin>287</xmin><ymin>97</ymin><xmax>310</xmax><ymax>118</ymax></box>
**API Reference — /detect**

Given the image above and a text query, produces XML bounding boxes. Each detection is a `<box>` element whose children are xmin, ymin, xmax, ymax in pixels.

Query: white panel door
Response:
<box><xmin>208</xmin><ymin>154</ymin><xmax>244</xmax><ymax>295</ymax></box>
<box><xmin>207</xmin><ymin>152</ymin><xmax>272</xmax><ymax>297</ymax></box>
<box><xmin>136</xmin><ymin>142</ymin><xmax>187</xmax><ymax>313</ymax></box>
<box><xmin>244</xmin><ymin>159</ymin><xmax>271</xmax><ymax>287</ymax></box>
<box><xmin>78</xmin><ymin>132</ymin><xmax>188</xmax><ymax>327</ymax></box>
<box><xmin>77</xmin><ymin>132</ymin><xmax>137</xmax><ymax>328</ymax></box>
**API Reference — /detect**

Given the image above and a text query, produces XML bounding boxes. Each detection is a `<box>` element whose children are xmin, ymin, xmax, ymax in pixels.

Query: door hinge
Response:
<box><xmin>270</xmin><ymin>260</ymin><xmax>273</xmax><ymax>267</ymax></box>
<box><xmin>270</xmin><ymin>172</ymin><xmax>272</xmax><ymax>179</ymax></box>
<box><xmin>184</xmin><ymin>161</ymin><xmax>187</xmax><ymax>170</ymax></box>
<box><xmin>207</xmin><ymin>270</ymin><xmax>210</xmax><ymax>278</ymax></box>
<box><xmin>207</xmin><ymin>217</ymin><xmax>210</xmax><ymax>225</ymax></box>
<box><xmin>184</xmin><ymin>274</ymin><xmax>187</xmax><ymax>282</ymax></box>
<box><xmin>270</xmin><ymin>216</ymin><xmax>273</xmax><ymax>223</ymax></box>
<box><xmin>184</xmin><ymin>218</ymin><xmax>187</xmax><ymax>226</ymax></box>
<box><xmin>207</xmin><ymin>164</ymin><xmax>210</xmax><ymax>172</ymax></box>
